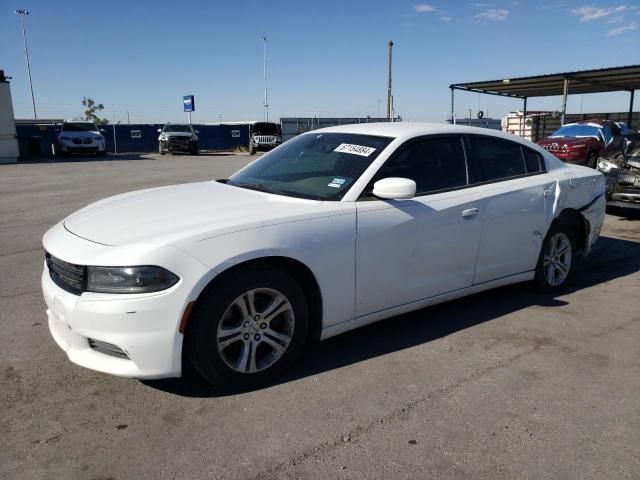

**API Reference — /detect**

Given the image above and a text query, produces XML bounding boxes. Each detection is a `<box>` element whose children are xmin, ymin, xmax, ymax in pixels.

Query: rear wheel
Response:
<box><xmin>185</xmin><ymin>266</ymin><xmax>309</xmax><ymax>389</ymax></box>
<box><xmin>533</xmin><ymin>223</ymin><xmax>576</xmax><ymax>292</ymax></box>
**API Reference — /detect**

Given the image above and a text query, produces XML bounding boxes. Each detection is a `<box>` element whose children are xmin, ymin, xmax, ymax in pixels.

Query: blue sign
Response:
<box><xmin>183</xmin><ymin>95</ymin><xmax>195</xmax><ymax>112</ymax></box>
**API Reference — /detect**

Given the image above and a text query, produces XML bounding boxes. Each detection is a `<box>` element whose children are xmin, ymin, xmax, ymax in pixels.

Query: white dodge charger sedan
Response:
<box><xmin>42</xmin><ymin>123</ymin><xmax>606</xmax><ymax>388</ymax></box>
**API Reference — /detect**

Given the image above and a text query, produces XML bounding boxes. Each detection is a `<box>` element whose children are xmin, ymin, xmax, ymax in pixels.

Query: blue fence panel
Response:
<box><xmin>16</xmin><ymin>123</ymin><xmax>250</xmax><ymax>158</ymax></box>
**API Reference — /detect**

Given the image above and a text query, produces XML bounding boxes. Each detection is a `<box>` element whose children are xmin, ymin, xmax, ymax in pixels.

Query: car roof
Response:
<box><xmin>574</xmin><ymin>119</ymin><xmax>616</xmax><ymax>126</ymax></box>
<box><xmin>64</xmin><ymin>120</ymin><xmax>95</xmax><ymax>123</ymax></box>
<box><xmin>313</xmin><ymin>121</ymin><xmax>539</xmax><ymax>147</ymax></box>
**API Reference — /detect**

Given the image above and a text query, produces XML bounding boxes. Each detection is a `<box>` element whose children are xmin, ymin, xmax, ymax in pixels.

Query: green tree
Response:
<box><xmin>81</xmin><ymin>97</ymin><xmax>110</xmax><ymax>124</ymax></box>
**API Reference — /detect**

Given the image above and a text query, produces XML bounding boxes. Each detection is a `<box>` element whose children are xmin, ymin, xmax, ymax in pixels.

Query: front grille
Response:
<box><xmin>82</xmin><ymin>137</ymin><xmax>92</xmax><ymax>145</ymax></box>
<box><xmin>168</xmin><ymin>136</ymin><xmax>190</xmax><ymax>148</ymax></box>
<box><xmin>72</xmin><ymin>138</ymin><xmax>82</xmax><ymax>145</ymax></box>
<box><xmin>88</xmin><ymin>338</ymin><xmax>130</xmax><ymax>359</ymax></box>
<box><xmin>254</xmin><ymin>135</ymin><xmax>276</xmax><ymax>144</ymax></box>
<box><xmin>45</xmin><ymin>252</ymin><xmax>85</xmax><ymax>294</ymax></box>
<box><xmin>541</xmin><ymin>143</ymin><xmax>566</xmax><ymax>153</ymax></box>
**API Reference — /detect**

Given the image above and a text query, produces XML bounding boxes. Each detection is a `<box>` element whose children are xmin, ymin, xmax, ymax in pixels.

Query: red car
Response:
<box><xmin>537</xmin><ymin>120</ymin><xmax>625</xmax><ymax>168</ymax></box>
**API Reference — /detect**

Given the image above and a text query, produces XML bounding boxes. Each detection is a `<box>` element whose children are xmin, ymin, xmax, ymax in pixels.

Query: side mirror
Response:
<box><xmin>195</xmin><ymin>130</ymin><xmax>199</xmax><ymax>134</ymax></box>
<box><xmin>372</xmin><ymin>177</ymin><xmax>416</xmax><ymax>200</ymax></box>
<box><xmin>100</xmin><ymin>128</ymin><xmax>106</xmax><ymax>133</ymax></box>
<box><xmin>157</xmin><ymin>128</ymin><xmax>162</xmax><ymax>133</ymax></box>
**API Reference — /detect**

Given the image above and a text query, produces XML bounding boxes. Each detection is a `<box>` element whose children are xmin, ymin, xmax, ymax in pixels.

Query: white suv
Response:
<box><xmin>57</xmin><ymin>121</ymin><xmax>106</xmax><ymax>157</ymax></box>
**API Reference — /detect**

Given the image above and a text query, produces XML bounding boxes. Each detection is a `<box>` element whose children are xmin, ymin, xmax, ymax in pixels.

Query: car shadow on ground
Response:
<box><xmin>143</xmin><ymin>234</ymin><xmax>640</xmax><ymax>398</ymax></box>
<box><xmin>607</xmin><ymin>208</ymin><xmax>640</xmax><ymax>221</ymax></box>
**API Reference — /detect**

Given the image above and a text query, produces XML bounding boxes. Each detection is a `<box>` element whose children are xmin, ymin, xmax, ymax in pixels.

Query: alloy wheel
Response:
<box><xmin>543</xmin><ymin>232</ymin><xmax>572</xmax><ymax>287</ymax></box>
<box><xmin>216</xmin><ymin>288</ymin><xmax>295</xmax><ymax>373</ymax></box>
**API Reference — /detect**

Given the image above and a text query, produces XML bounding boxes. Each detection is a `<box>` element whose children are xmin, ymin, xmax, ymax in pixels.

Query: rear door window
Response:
<box><xmin>368</xmin><ymin>136</ymin><xmax>468</xmax><ymax>196</ymax></box>
<box><xmin>467</xmin><ymin>136</ymin><xmax>527</xmax><ymax>182</ymax></box>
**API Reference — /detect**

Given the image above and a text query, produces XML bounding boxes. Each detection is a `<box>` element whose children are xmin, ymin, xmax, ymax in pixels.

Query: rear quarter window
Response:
<box><xmin>523</xmin><ymin>148</ymin><xmax>544</xmax><ymax>173</ymax></box>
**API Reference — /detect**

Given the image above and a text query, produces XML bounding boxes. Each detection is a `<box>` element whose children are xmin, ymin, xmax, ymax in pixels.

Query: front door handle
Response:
<box><xmin>462</xmin><ymin>208</ymin><xmax>479</xmax><ymax>218</ymax></box>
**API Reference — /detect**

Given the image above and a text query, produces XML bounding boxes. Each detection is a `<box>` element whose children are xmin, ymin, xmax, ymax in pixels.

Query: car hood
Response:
<box><xmin>60</xmin><ymin>131</ymin><xmax>101</xmax><ymax>138</ymax></box>
<box><xmin>63</xmin><ymin>181</ymin><xmax>324</xmax><ymax>246</ymax></box>
<box><xmin>160</xmin><ymin>132</ymin><xmax>193</xmax><ymax>137</ymax></box>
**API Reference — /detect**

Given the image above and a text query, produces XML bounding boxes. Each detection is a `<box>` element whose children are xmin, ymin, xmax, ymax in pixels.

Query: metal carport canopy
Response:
<box><xmin>449</xmin><ymin>64</ymin><xmax>640</xmax><ymax>128</ymax></box>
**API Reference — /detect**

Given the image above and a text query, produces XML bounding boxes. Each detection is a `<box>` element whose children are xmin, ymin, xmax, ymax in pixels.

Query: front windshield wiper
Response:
<box><xmin>228</xmin><ymin>182</ymin><xmax>290</xmax><ymax>196</ymax></box>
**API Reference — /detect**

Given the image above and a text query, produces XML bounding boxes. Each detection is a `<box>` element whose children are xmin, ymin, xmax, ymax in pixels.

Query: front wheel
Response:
<box><xmin>159</xmin><ymin>144</ymin><xmax>166</xmax><ymax>155</ymax></box>
<box><xmin>586</xmin><ymin>152</ymin><xmax>597</xmax><ymax>169</ymax></box>
<box><xmin>533</xmin><ymin>223</ymin><xmax>576</xmax><ymax>293</ymax></box>
<box><xmin>185</xmin><ymin>266</ymin><xmax>309</xmax><ymax>389</ymax></box>
<box><xmin>249</xmin><ymin>145</ymin><xmax>256</xmax><ymax>155</ymax></box>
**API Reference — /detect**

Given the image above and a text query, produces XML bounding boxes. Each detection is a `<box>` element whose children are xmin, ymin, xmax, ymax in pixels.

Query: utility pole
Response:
<box><xmin>259</xmin><ymin>35</ymin><xmax>269</xmax><ymax>122</ymax></box>
<box><xmin>14</xmin><ymin>9</ymin><xmax>37</xmax><ymax>123</ymax></box>
<box><xmin>386</xmin><ymin>41</ymin><xmax>393</xmax><ymax>120</ymax></box>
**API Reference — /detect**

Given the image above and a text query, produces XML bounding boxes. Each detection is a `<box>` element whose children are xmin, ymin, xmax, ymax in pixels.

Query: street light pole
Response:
<box><xmin>259</xmin><ymin>35</ymin><xmax>269</xmax><ymax>122</ymax></box>
<box><xmin>15</xmin><ymin>9</ymin><xmax>37</xmax><ymax>123</ymax></box>
<box><xmin>386</xmin><ymin>41</ymin><xmax>393</xmax><ymax>120</ymax></box>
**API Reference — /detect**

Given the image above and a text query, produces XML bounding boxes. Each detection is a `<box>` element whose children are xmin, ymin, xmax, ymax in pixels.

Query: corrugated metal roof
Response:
<box><xmin>450</xmin><ymin>65</ymin><xmax>640</xmax><ymax>98</ymax></box>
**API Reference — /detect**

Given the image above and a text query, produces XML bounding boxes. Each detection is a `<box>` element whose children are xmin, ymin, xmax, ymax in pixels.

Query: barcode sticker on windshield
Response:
<box><xmin>334</xmin><ymin>143</ymin><xmax>376</xmax><ymax>157</ymax></box>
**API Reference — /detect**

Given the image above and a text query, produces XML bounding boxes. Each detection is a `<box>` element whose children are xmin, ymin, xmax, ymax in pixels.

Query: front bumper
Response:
<box><xmin>545</xmin><ymin>150</ymin><xmax>587</xmax><ymax>164</ymax></box>
<box><xmin>603</xmin><ymin>169</ymin><xmax>640</xmax><ymax>209</ymax></box>
<box><xmin>41</xmin><ymin>223</ymin><xmax>210</xmax><ymax>379</ymax></box>
<box><xmin>161</xmin><ymin>137</ymin><xmax>196</xmax><ymax>152</ymax></box>
<box><xmin>59</xmin><ymin>141</ymin><xmax>105</xmax><ymax>153</ymax></box>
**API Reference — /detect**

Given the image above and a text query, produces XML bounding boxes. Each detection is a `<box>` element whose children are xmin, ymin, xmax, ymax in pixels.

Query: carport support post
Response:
<box><xmin>450</xmin><ymin>87</ymin><xmax>455</xmax><ymax>124</ymax></box>
<box><xmin>560</xmin><ymin>76</ymin><xmax>569</xmax><ymax>126</ymax></box>
<box><xmin>522</xmin><ymin>97</ymin><xmax>528</xmax><ymax>138</ymax></box>
<box><xmin>629</xmin><ymin>90</ymin><xmax>635</xmax><ymax>129</ymax></box>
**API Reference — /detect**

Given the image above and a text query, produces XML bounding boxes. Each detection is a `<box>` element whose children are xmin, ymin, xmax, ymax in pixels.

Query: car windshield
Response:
<box><xmin>228</xmin><ymin>132</ymin><xmax>393</xmax><ymax>200</ymax></box>
<box><xmin>253</xmin><ymin>122</ymin><xmax>279</xmax><ymax>135</ymax></box>
<box><xmin>163</xmin><ymin>124</ymin><xmax>193</xmax><ymax>133</ymax></box>
<box><xmin>551</xmin><ymin>124</ymin><xmax>601</xmax><ymax>138</ymax></box>
<box><xmin>62</xmin><ymin>122</ymin><xmax>98</xmax><ymax>132</ymax></box>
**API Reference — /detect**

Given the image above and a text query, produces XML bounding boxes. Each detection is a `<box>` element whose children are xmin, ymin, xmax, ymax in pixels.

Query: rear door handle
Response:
<box><xmin>462</xmin><ymin>208</ymin><xmax>479</xmax><ymax>218</ymax></box>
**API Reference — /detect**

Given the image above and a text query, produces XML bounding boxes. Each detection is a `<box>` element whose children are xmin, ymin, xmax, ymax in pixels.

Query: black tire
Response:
<box><xmin>533</xmin><ymin>222</ymin><xmax>577</xmax><ymax>293</ymax></box>
<box><xmin>97</xmin><ymin>150</ymin><xmax>106</xmax><ymax>157</ymax></box>
<box><xmin>159</xmin><ymin>145</ymin><xmax>166</xmax><ymax>155</ymax></box>
<box><xmin>185</xmin><ymin>265</ymin><xmax>309</xmax><ymax>390</ymax></box>
<box><xmin>190</xmin><ymin>143</ymin><xmax>199</xmax><ymax>155</ymax></box>
<box><xmin>586</xmin><ymin>152</ymin><xmax>597</xmax><ymax>169</ymax></box>
<box><xmin>249</xmin><ymin>145</ymin><xmax>256</xmax><ymax>155</ymax></box>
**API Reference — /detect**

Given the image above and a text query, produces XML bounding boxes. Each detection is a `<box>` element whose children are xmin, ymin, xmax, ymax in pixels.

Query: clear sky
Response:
<box><xmin>1</xmin><ymin>0</ymin><xmax>638</xmax><ymax>124</ymax></box>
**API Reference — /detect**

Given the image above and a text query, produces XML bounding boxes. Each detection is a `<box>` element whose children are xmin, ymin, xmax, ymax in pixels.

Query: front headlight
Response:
<box><xmin>59</xmin><ymin>136</ymin><xmax>71</xmax><ymax>141</ymax></box>
<box><xmin>597</xmin><ymin>159</ymin><xmax>620</xmax><ymax>173</ymax></box>
<box><xmin>86</xmin><ymin>266</ymin><xmax>179</xmax><ymax>294</ymax></box>
<box><xmin>191</xmin><ymin>134</ymin><xmax>198</xmax><ymax>141</ymax></box>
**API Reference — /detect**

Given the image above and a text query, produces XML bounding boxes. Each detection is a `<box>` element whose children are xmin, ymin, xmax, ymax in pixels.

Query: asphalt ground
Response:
<box><xmin>1</xmin><ymin>153</ymin><xmax>639</xmax><ymax>479</ymax></box>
